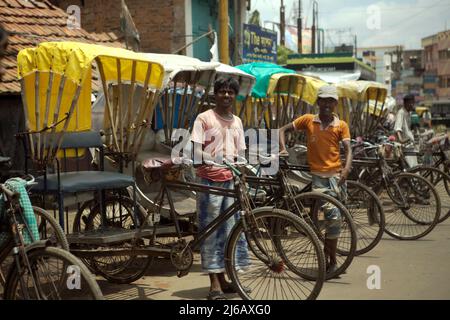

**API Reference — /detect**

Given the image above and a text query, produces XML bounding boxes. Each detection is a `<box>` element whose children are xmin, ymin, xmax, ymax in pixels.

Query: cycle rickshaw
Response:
<box><xmin>18</xmin><ymin>43</ymin><xmax>327</xmax><ymax>300</ymax></box>
<box><xmin>341</xmin><ymin>81</ymin><xmax>442</xmax><ymax>240</ymax></box>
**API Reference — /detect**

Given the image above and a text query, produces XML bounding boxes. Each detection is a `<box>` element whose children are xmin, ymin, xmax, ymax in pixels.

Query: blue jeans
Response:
<box><xmin>197</xmin><ymin>178</ymin><xmax>249</xmax><ymax>273</ymax></box>
<box><xmin>311</xmin><ymin>175</ymin><xmax>345</xmax><ymax>239</ymax></box>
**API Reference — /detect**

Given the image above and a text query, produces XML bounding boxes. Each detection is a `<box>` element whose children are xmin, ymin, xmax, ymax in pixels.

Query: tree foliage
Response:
<box><xmin>277</xmin><ymin>45</ymin><xmax>295</xmax><ymax>65</ymax></box>
<box><xmin>248</xmin><ymin>10</ymin><xmax>261</xmax><ymax>27</ymax></box>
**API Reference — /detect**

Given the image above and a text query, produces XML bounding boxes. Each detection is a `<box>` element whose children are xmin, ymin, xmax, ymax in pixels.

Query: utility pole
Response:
<box><xmin>312</xmin><ymin>1</ymin><xmax>318</xmax><ymax>54</ymax></box>
<box><xmin>280</xmin><ymin>0</ymin><xmax>285</xmax><ymax>46</ymax></box>
<box><xmin>316</xmin><ymin>4</ymin><xmax>320</xmax><ymax>54</ymax></box>
<box><xmin>218</xmin><ymin>0</ymin><xmax>229</xmax><ymax>64</ymax></box>
<box><xmin>234</xmin><ymin>0</ymin><xmax>241</xmax><ymax>65</ymax></box>
<box><xmin>354</xmin><ymin>34</ymin><xmax>357</xmax><ymax>57</ymax></box>
<box><xmin>297</xmin><ymin>0</ymin><xmax>302</xmax><ymax>54</ymax></box>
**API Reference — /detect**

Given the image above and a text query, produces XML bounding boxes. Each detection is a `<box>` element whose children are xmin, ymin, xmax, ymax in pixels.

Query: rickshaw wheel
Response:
<box><xmin>83</xmin><ymin>196</ymin><xmax>153</xmax><ymax>284</ymax></box>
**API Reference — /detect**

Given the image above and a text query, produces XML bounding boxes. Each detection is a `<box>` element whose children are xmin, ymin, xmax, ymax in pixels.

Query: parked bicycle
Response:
<box><xmin>0</xmin><ymin>166</ymin><xmax>103</xmax><ymax>299</ymax></box>
<box><xmin>72</xmin><ymin>157</ymin><xmax>327</xmax><ymax>300</ymax></box>
<box><xmin>351</xmin><ymin>139</ymin><xmax>441</xmax><ymax>240</ymax></box>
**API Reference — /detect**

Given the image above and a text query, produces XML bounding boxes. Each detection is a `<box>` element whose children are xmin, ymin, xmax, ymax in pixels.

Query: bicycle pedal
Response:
<box><xmin>177</xmin><ymin>270</ymin><xmax>189</xmax><ymax>278</ymax></box>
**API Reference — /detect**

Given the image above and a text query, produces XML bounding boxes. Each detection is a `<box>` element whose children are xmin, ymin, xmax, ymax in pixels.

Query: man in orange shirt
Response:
<box><xmin>279</xmin><ymin>85</ymin><xmax>352</xmax><ymax>276</ymax></box>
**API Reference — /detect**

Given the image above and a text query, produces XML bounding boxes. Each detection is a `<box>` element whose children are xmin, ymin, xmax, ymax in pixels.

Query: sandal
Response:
<box><xmin>207</xmin><ymin>290</ymin><xmax>227</xmax><ymax>300</ymax></box>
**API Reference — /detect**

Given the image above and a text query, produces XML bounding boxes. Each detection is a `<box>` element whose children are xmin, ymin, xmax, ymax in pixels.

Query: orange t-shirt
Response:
<box><xmin>293</xmin><ymin>114</ymin><xmax>350</xmax><ymax>174</ymax></box>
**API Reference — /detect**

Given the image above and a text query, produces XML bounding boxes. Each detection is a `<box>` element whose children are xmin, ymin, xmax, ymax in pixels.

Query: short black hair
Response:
<box><xmin>403</xmin><ymin>94</ymin><xmax>415</xmax><ymax>103</ymax></box>
<box><xmin>214</xmin><ymin>76</ymin><xmax>240</xmax><ymax>95</ymax></box>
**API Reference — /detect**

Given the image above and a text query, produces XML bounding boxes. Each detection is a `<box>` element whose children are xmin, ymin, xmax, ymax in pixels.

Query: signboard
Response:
<box><xmin>285</xmin><ymin>27</ymin><xmax>312</xmax><ymax>54</ymax></box>
<box><xmin>243</xmin><ymin>24</ymin><xmax>277</xmax><ymax>63</ymax></box>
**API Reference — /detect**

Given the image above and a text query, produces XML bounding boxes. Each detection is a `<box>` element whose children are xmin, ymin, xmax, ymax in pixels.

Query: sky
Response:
<box><xmin>250</xmin><ymin>0</ymin><xmax>450</xmax><ymax>50</ymax></box>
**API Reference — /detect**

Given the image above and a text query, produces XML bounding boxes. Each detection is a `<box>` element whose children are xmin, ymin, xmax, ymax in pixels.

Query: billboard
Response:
<box><xmin>285</xmin><ymin>26</ymin><xmax>312</xmax><ymax>54</ymax></box>
<box><xmin>243</xmin><ymin>24</ymin><xmax>277</xmax><ymax>63</ymax></box>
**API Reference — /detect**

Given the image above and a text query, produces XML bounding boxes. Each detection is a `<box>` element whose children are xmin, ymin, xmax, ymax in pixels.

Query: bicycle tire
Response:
<box><xmin>72</xmin><ymin>198</ymin><xmax>96</xmax><ymax>233</ymax></box>
<box><xmin>292</xmin><ymin>191</ymin><xmax>357</xmax><ymax>280</ymax></box>
<box><xmin>83</xmin><ymin>196</ymin><xmax>152</xmax><ymax>284</ymax></box>
<box><xmin>225</xmin><ymin>207</ymin><xmax>325</xmax><ymax>300</ymax></box>
<box><xmin>345</xmin><ymin>181</ymin><xmax>385</xmax><ymax>255</ymax></box>
<box><xmin>381</xmin><ymin>172</ymin><xmax>440</xmax><ymax>240</ymax></box>
<box><xmin>32</xmin><ymin>206</ymin><xmax>69</xmax><ymax>251</ymax></box>
<box><xmin>408</xmin><ymin>166</ymin><xmax>450</xmax><ymax>223</ymax></box>
<box><xmin>4</xmin><ymin>246</ymin><xmax>103</xmax><ymax>300</ymax></box>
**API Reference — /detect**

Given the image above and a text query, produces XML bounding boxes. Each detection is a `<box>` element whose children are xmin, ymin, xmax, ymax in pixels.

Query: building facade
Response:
<box><xmin>391</xmin><ymin>49</ymin><xmax>424</xmax><ymax>102</ymax></box>
<box><xmin>286</xmin><ymin>52</ymin><xmax>376</xmax><ymax>81</ymax></box>
<box><xmin>50</xmin><ymin>0</ymin><xmax>249</xmax><ymax>63</ymax></box>
<box><xmin>422</xmin><ymin>30</ymin><xmax>450</xmax><ymax>102</ymax></box>
<box><xmin>357</xmin><ymin>45</ymin><xmax>403</xmax><ymax>96</ymax></box>
<box><xmin>0</xmin><ymin>0</ymin><xmax>122</xmax><ymax>168</ymax></box>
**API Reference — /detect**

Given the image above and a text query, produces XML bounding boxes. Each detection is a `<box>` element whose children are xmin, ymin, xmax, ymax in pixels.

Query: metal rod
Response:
<box><xmin>34</xmin><ymin>71</ymin><xmax>41</xmax><ymax>161</ymax></box>
<box><xmin>47</xmin><ymin>76</ymin><xmax>66</xmax><ymax>162</ymax></box>
<box><xmin>132</xmin><ymin>63</ymin><xmax>153</xmax><ymax>151</ymax></box>
<box><xmin>96</xmin><ymin>57</ymin><xmax>120</xmax><ymax>152</ymax></box>
<box><xmin>126</xmin><ymin>60</ymin><xmax>137</xmax><ymax>153</ymax></box>
<box><xmin>42</xmin><ymin>71</ymin><xmax>54</xmax><ymax>161</ymax></box>
<box><xmin>117</xmin><ymin>59</ymin><xmax>124</xmax><ymax>153</ymax></box>
<box><xmin>177</xmin><ymin>80</ymin><xmax>190</xmax><ymax>129</ymax></box>
<box><xmin>53</xmin><ymin>85</ymin><xmax>82</xmax><ymax>160</ymax></box>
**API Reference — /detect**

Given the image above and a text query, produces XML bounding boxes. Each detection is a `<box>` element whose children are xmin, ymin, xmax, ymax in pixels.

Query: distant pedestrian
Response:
<box><xmin>395</xmin><ymin>94</ymin><xmax>417</xmax><ymax>167</ymax></box>
<box><xmin>422</xmin><ymin>108</ymin><xmax>432</xmax><ymax>129</ymax></box>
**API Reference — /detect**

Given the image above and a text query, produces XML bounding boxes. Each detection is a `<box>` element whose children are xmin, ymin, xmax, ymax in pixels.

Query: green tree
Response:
<box><xmin>248</xmin><ymin>10</ymin><xmax>261</xmax><ymax>26</ymax></box>
<box><xmin>277</xmin><ymin>45</ymin><xmax>295</xmax><ymax>65</ymax></box>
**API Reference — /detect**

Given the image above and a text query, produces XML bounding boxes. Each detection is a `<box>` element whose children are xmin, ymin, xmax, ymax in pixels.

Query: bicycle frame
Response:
<box><xmin>144</xmin><ymin>165</ymin><xmax>268</xmax><ymax>249</ymax></box>
<box><xmin>0</xmin><ymin>186</ymin><xmax>41</xmax><ymax>298</ymax></box>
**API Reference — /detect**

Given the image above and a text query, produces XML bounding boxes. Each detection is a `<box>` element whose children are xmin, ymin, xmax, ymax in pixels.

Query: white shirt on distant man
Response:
<box><xmin>394</xmin><ymin>106</ymin><xmax>417</xmax><ymax>167</ymax></box>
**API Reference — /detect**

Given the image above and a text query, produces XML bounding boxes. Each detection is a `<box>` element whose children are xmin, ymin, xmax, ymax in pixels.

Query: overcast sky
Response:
<box><xmin>250</xmin><ymin>0</ymin><xmax>450</xmax><ymax>50</ymax></box>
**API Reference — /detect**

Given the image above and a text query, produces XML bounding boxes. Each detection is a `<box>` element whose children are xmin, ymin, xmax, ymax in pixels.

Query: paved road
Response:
<box><xmin>99</xmin><ymin>219</ymin><xmax>450</xmax><ymax>300</ymax></box>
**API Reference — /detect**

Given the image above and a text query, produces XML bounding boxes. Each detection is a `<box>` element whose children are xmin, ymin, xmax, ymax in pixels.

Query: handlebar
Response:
<box><xmin>204</xmin><ymin>156</ymin><xmax>248</xmax><ymax>168</ymax></box>
<box><xmin>0</xmin><ymin>183</ymin><xmax>19</xmax><ymax>200</ymax></box>
<box><xmin>0</xmin><ymin>175</ymin><xmax>36</xmax><ymax>200</ymax></box>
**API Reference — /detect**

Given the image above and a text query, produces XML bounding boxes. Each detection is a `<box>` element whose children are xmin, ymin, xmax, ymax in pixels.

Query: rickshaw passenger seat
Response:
<box><xmin>32</xmin><ymin>171</ymin><xmax>134</xmax><ymax>192</ymax></box>
<box><xmin>28</xmin><ymin>130</ymin><xmax>136</xmax><ymax>230</ymax></box>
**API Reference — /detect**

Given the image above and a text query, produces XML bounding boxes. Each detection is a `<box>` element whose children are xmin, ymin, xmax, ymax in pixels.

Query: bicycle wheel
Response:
<box><xmin>32</xmin><ymin>206</ymin><xmax>69</xmax><ymax>250</ymax></box>
<box><xmin>72</xmin><ymin>198</ymin><xmax>96</xmax><ymax>233</ymax></box>
<box><xmin>292</xmin><ymin>191</ymin><xmax>357</xmax><ymax>280</ymax></box>
<box><xmin>408</xmin><ymin>166</ymin><xmax>450</xmax><ymax>223</ymax></box>
<box><xmin>84</xmin><ymin>196</ymin><xmax>152</xmax><ymax>284</ymax></box>
<box><xmin>381</xmin><ymin>172</ymin><xmax>440</xmax><ymax>240</ymax></box>
<box><xmin>3</xmin><ymin>246</ymin><xmax>103</xmax><ymax>300</ymax></box>
<box><xmin>345</xmin><ymin>181</ymin><xmax>385</xmax><ymax>255</ymax></box>
<box><xmin>225</xmin><ymin>207</ymin><xmax>325</xmax><ymax>300</ymax></box>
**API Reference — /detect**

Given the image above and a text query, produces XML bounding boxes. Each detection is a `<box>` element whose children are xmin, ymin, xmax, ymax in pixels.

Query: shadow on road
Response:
<box><xmin>171</xmin><ymin>286</ymin><xmax>211</xmax><ymax>300</ymax></box>
<box><xmin>144</xmin><ymin>258</ymin><xmax>204</xmax><ymax>277</ymax></box>
<box><xmin>98</xmin><ymin>280</ymin><xmax>167</xmax><ymax>300</ymax></box>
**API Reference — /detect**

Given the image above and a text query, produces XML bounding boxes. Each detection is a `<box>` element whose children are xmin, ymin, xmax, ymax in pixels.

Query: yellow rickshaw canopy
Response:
<box><xmin>336</xmin><ymin>80</ymin><xmax>388</xmax><ymax>102</ymax></box>
<box><xmin>17</xmin><ymin>42</ymin><xmax>165</xmax><ymax>133</ymax></box>
<box><xmin>267</xmin><ymin>73</ymin><xmax>327</xmax><ymax>105</ymax></box>
<box><xmin>17</xmin><ymin>41</ymin><xmax>165</xmax><ymax>88</ymax></box>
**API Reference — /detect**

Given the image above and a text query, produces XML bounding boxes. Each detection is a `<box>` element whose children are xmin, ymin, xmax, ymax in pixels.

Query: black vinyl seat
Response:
<box><xmin>34</xmin><ymin>171</ymin><xmax>134</xmax><ymax>193</ymax></box>
<box><xmin>26</xmin><ymin>130</ymin><xmax>137</xmax><ymax>231</ymax></box>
